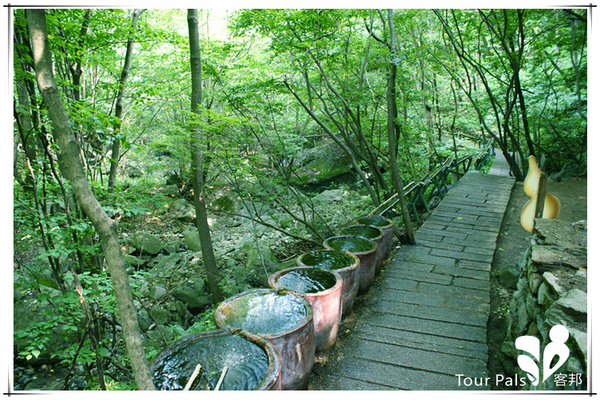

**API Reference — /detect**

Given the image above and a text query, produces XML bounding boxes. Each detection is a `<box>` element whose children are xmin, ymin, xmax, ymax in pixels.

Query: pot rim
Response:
<box><xmin>149</xmin><ymin>328</ymin><xmax>281</xmax><ymax>391</ymax></box>
<box><xmin>296</xmin><ymin>249</ymin><xmax>360</xmax><ymax>271</ymax></box>
<box><xmin>215</xmin><ymin>288</ymin><xmax>313</xmax><ymax>340</ymax></box>
<box><xmin>342</xmin><ymin>224</ymin><xmax>384</xmax><ymax>241</ymax></box>
<box><xmin>356</xmin><ymin>215</ymin><xmax>394</xmax><ymax>229</ymax></box>
<box><xmin>267</xmin><ymin>266</ymin><xmax>343</xmax><ymax>298</ymax></box>
<box><xmin>323</xmin><ymin>234</ymin><xmax>378</xmax><ymax>256</ymax></box>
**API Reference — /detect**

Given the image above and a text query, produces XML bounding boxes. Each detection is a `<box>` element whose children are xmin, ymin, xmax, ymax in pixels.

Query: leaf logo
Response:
<box><xmin>515</xmin><ymin>324</ymin><xmax>570</xmax><ymax>386</ymax></box>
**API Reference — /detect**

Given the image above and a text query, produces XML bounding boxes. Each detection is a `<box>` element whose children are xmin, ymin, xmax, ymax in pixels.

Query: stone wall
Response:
<box><xmin>501</xmin><ymin>218</ymin><xmax>587</xmax><ymax>390</ymax></box>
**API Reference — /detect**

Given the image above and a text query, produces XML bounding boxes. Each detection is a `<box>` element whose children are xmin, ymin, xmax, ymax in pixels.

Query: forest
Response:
<box><xmin>12</xmin><ymin>8</ymin><xmax>587</xmax><ymax>390</ymax></box>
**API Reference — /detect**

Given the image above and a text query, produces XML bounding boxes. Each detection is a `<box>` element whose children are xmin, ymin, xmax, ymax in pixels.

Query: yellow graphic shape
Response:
<box><xmin>520</xmin><ymin>194</ymin><xmax>561</xmax><ymax>233</ymax></box>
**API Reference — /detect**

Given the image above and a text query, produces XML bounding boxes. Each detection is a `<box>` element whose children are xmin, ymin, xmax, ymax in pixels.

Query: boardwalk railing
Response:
<box><xmin>370</xmin><ymin>140</ymin><xmax>494</xmax><ymax>223</ymax></box>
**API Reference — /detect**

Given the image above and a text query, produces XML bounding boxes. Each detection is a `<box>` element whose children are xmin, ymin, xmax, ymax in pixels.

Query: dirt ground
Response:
<box><xmin>487</xmin><ymin>177</ymin><xmax>588</xmax><ymax>389</ymax></box>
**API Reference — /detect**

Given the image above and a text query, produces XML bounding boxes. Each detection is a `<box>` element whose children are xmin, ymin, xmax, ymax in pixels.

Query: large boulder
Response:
<box><xmin>183</xmin><ymin>228</ymin><xmax>202</xmax><ymax>252</ymax></box>
<box><xmin>290</xmin><ymin>140</ymin><xmax>353</xmax><ymax>186</ymax></box>
<box><xmin>132</xmin><ymin>231</ymin><xmax>163</xmax><ymax>255</ymax></box>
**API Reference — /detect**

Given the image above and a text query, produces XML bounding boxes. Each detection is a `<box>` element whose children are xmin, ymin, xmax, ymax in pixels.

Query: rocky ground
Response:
<box><xmin>487</xmin><ymin>177</ymin><xmax>588</xmax><ymax>389</ymax></box>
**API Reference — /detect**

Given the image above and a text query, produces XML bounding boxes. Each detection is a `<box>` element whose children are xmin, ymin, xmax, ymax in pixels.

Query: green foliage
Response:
<box><xmin>14</xmin><ymin>271</ymin><xmax>119</xmax><ymax>365</ymax></box>
<box><xmin>144</xmin><ymin>308</ymin><xmax>218</xmax><ymax>363</ymax></box>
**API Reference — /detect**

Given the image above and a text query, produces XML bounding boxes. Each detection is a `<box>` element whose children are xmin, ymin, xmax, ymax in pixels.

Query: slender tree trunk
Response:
<box><xmin>68</xmin><ymin>9</ymin><xmax>91</xmax><ymax>102</ymax></box>
<box><xmin>26</xmin><ymin>9</ymin><xmax>155</xmax><ymax>390</ymax></box>
<box><xmin>187</xmin><ymin>9</ymin><xmax>224</xmax><ymax>303</ymax></box>
<box><xmin>108</xmin><ymin>9</ymin><xmax>144</xmax><ymax>193</ymax></box>
<box><xmin>386</xmin><ymin>9</ymin><xmax>416</xmax><ymax>244</ymax></box>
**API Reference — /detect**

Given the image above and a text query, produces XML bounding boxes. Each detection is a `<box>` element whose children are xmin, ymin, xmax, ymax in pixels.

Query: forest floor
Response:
<box><xmin>487</xmin><ymin>177</ymin><xmax>587</xmax><ymax>389</ymax></box>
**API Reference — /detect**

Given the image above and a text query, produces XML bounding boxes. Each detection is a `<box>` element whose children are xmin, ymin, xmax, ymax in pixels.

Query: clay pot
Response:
<box><xmin>214</xmin><ymin>289</ymin><xmax>315</xmax><ymax>390</ymax></box>
<box><xmin>150</xmin><ymin>329</ymin><xmax>281</xmax><ymax>390</ymax></box>
<box><xmin>342</xmin><ymin>225</ymin><xmax>385</xmax><ymax>275</ymax></box>
<box><xmin>297</xmin><ymin>249</ymin><xmax>360</xmax><ymax>318</ymax></box>
<box><xmin>323</xmin><ymin>235</ymin><xmax>377</xmax><ymax>294</ymax></box>
<box><xmin>356</xmin><ymin>215</ymin><xmax>395</xmax><ymax>260</ymax></box>
<box><xmin>269</xmin><ymin>267</ymin><xmax>342</xmax><ymax>353</ymax></box>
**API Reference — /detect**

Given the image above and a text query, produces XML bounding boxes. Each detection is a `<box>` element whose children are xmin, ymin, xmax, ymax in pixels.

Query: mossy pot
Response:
<box><xmin>342</xmin><ymin>224</ymin><xmax>385</xmax><ymax>275</ymax></box>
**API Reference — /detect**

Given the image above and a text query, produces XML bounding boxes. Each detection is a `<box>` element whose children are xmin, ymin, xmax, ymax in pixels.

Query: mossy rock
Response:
<box><xmin>290</xmin><ymin>140</ymin><xmax>352</xmax><ymax>186</ymax></box>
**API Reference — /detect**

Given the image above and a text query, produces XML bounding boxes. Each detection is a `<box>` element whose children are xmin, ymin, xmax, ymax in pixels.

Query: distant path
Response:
<box><xmin>311</xmin><ymin>153</ymin><xmax>514</xmax><ymax>390</ymax></box>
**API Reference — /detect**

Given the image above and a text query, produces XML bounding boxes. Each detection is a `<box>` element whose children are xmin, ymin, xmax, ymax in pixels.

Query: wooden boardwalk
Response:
<box><xmin>311</xmin><ymin>156</ymin><xmax>514</xmax><ymax>390</ymax></box>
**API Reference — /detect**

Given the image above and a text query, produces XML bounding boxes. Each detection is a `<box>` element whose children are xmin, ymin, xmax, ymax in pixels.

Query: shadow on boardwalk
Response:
<box><xmin>310</xmin><ymin>162</ymin><xmax>515</xmax><ymax>390</ymax></box>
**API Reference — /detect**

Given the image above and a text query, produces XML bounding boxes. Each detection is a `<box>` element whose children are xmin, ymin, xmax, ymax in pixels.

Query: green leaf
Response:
<box><xmin>98</xmin><ymin>347</ymin><xmax>110</xmax><ymax>357</ymax></box>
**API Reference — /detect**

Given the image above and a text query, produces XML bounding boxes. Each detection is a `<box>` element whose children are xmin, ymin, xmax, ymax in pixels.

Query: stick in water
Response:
<box><xmin>184</xmin><ymin>364</ymin><xmax>203</xmax><ymax>391</ymax></box>
<box><xmin>214</xmin><ymin>366</ymin><xmax>228</xmax><ymax>391</ymax></box>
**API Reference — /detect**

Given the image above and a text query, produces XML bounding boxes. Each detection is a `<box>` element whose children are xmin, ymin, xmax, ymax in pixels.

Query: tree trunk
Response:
<box><xmin>187</xmin><ymin>9</ymin><xmax>224</xmax><ymax>303</ymax></box>
<box><xmin>26</xmin><ymin>9</ymin><xmax>155</xmax><ymax>390</ymax></box>
<box><xmin>108</xmin><ymin>9</ymin><xmax>144</xmax><ymax>193</ymax></box>
<box><xmin>386</xmin><ymin>9</ymin><xmax>416</xmax><ymax>244</ymax></box>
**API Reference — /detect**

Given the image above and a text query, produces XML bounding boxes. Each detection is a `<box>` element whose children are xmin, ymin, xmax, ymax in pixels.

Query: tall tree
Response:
<box><xmin>108</xmin><ymin>8</ymin><xmax>145</xmax><ymax>192</ymax></box>
<box><xmin>187</xmin><ymin>9</ymin><xmax>224</xmax><ymax>303</ymax></box>
<box><xmin>26</xmin><ymin>9</ymin><xmax>155</xmax><ymax>390</ymax></box>
<box><xmin>385</xmin><ymin>9</ymin><xmax>416</xmax><ymax>244</ymax></box>
<box><xmin>363</xmin><ymin>10</ymin><xmax>417</xmax><ymax>243</ymax></box>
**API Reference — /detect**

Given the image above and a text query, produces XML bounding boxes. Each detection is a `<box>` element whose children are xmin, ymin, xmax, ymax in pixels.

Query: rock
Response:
<box><xmin>545</xmin><ymin>289</ymin><xmax>587</xmax><ymax>325</ymax></box>
<box><xmin>319</xmin><ymin>189</ymin><xmax>346</xmax><ymax>202</ymax></box>
<box><xmin>174</xmin><ymin>199</ymin><xmax>196</xmax><ymax>222</ymax></box>
<box><xmin>175</xmin><ymin>301</ymin><xmax>188</xmax><ymax>319</ymax></box>
<box><xmin>527</xmin><ymin>271</ymin><xmax>543</xmax><ymax>293</ymax></box>
<box><xmin>150</xmin><ymin>253</ymin><xmax>182</xmax><ymax>276</ymax></box>
<box><xmin>569</xmin><ymin>327</ymin><xmax>588</xmax><ymax>364</ymax></box>
<box><xmin>496</xmin><ymin>263</ymin><xmax>520</xmax><ymax>288</ymax></box>
<box><xmin>542</xmin><ymin>272</ymin><xmax>563</xmax><ymax>295</ymax></box>
<box><xmin>163</xmin><ymin>184</ymin><xmax>179</xmax><ymax>197</ymax></box>
<box><xmin>171</xmin><ymin>278</ymin><xmax>212</xmax><ymax>312</ymax></box>
<box><xmin>242</xmin><ymin>241</ymin><xmax>279</xmax><ymax>287</ymax></box>
<box><xmin>133</xmin><ymin>231</ymin><xmax>163</xmax><ymax>255</ymax></box>
<box><xmin>531</xmin><ymin>244</ymin><xmax>586</xmax><ymax>270</ymax></box>
<box><xmin>123</xmin><ymin>254</ymin><xmax>146</xmax><ymax>268</ymax></box>
<box><xmin>149</xmin><ymin>306</ymin><xmax>172</xmax><ymax>325</ymax></box>
<box><xmin>537</xmin><ymin>282</ymin><xmax>555</xmax><ymax>308</ymax></box>
<box><xmin>146</xmin><ymin>325</ymin><xmax>175</xmax><ymax>347</ymax></box>
<box><xmin>148</xmin><ymin>285</ymin><xmax>167</xmax><ymax>301</ymax></box>
<box><xmin>184</xmin><ymin>228</ymin><xmax>202</xmax><ymax>252</ymax></box>
<box><xmin>290</xmin><ymin>140</ymin><xmax>353</xmax><ymax>186</ymax></box>
<box><xmin>533</xmin><ymin>219</ymin><xmax>586</xmax><ymax>251</ymax></box>
<box><xmin>214</xmin><ymin>194</ymin><xmax>237</xmax><ymax>213</ymax></box>
<box><xmin>125</xmin><ymin>164</ymin><xmax>142</xmax><ymax>178</ymax></box>
<box><xmin>163</xmin><ymin>244</ymin><xmax>178</xmax><ymax>254</ymax></box>
<box><xmin>137</xmin><ymin>310</ymin><xmax>152</xmax><ymax>332</ymax></box>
